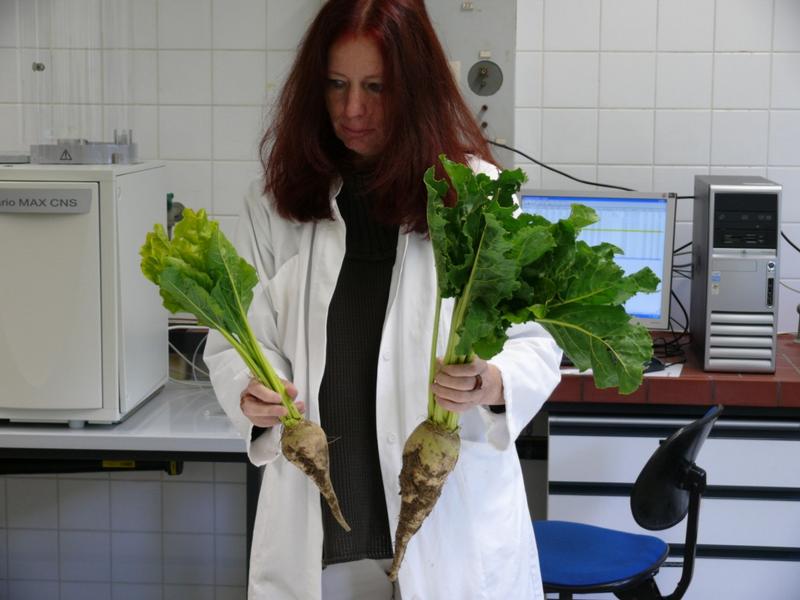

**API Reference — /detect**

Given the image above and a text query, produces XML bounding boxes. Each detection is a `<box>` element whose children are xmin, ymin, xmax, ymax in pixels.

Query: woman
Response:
<box><xmin>204</xmin><ymin>1</ymin><xmax>562</xmax><ymax>598</ymax></box>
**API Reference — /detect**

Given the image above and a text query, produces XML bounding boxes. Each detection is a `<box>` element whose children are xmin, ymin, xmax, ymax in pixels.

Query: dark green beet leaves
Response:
<box><xmin>426</xmin><ymin>156</ymin><xmax>659</xmax><ymax>394</ymax></box>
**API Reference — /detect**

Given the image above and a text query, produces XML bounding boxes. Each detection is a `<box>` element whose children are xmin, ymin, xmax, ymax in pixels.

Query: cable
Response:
<box><xmin>168</xmin><ymin>377</ymin><xmax>213</xmax><ymax>388</ymax></box>
<box><xmin>677</xmin><ymin>195</ymin><xmax>695</xmax><ymax>200</ymax></box>
<box><xmin>671</xmin><ymin>289</ymin><xmax>690</xmax><ymax>332</ymax></box>
<box><xmin>488</xmin><ymin>140</ymin><xmax>635</xmax><ymax>192</ymax></box>
<box><xmin>168</xmin><ymin>324</ymin><xmax>210</xmax><ymax>379</ymax></box>
<box><xmin>673</xmin><ymin>241</ymin><xmax>691</xmax><ymax>254</ymax></box>
<box><xmin>191</xmin><ymin>332</ymin><xmax>209</xmax><ymax>381</ymax></box>
<box><xmin>168</xmin><ymin>324</ymin><xmax>207</xmax><ymax>332</ymax></box>
<box><xmin>782</xmin><ymin>230</ymin><xmax>800</xmax><ymax>254</ymax></box>
<box><xmin>780</xmin><ymin>281</ymin><xmax>800</xmax><ymax>294</ymax></box>
<box><xmin>168</xmin><ymin>340</ymin><xmax>210</xmax><ymax>378</ymax></box>
<box><xmin>652</xmin><ymin>290</ymin><xmax>690</xmax><ymax>360</ymax></box>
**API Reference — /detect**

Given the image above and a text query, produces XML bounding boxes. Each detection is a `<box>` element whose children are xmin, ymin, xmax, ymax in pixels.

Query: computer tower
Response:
<box><xmin>691</xmin><ymin>175</ymin><xmax>781</xmax><ymax>372</ymax></box>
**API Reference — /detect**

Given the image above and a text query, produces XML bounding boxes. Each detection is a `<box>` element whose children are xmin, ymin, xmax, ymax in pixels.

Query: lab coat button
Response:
<box><xmin>382</xmin><ymin>352</ymin><xmax>390</xmax><ymax>361</ymax></box>
<box><xmin>387</xmin><ymin>433</ymin><xmax>398</xmax><ymax>444</ymax></box>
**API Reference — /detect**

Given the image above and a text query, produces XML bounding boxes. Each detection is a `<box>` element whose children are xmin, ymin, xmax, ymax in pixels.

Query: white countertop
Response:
<box><xmin>0</xmin><ymin>382</ymin><xmax>246</xmax><ymax>454</ymax></box>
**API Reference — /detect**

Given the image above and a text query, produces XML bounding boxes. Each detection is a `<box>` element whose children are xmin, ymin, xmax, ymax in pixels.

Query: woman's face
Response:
<box><xmin>325</xmin><ymin>35</ymin><xmax>386</xmax><ymax>160</ymax></box>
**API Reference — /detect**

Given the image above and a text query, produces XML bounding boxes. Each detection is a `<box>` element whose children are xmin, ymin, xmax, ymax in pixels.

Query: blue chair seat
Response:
<box><xmin>534</xmin><ymin>520</ymin><xmax>670</xmax><ymax>589</ymax></box>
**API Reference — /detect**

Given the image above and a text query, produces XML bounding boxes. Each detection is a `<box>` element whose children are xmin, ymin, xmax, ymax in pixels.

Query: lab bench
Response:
<box><xmin>0</xmin><ymin>383</ymin><xmax>260</xmax><ymax>565</ymax></box>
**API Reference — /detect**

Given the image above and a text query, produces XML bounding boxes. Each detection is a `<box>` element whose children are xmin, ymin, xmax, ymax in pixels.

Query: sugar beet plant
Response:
<box><xmin>388</xmin><ymin>156</ymin><xmax>658</xmax><ymax>579</ymax></box>
<box><xmin>140</xmin><ymin>209</ymin><xmax>350</xmax><ymax>532</ymax></box>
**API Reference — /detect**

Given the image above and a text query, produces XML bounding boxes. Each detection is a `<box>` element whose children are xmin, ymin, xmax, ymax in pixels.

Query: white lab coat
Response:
<box><xmin>204</xmin><ymin>163</ymin><xmax>562</xmax><ymax>600</ymax></box>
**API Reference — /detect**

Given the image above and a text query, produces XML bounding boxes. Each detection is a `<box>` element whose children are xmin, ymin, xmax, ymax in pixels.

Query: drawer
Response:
<box><xmin>549</xmin><ymin>434</ymin><xmax>800</xmax><ymax>488</ymax></box>
<box><xmin>548</xmin><ymin>434</ymin><xmax>654</xmax><ymax>483</ymax></box>
<box><xmin>546</xmin><ymin>495</ymin><xmax>800</xmax><ymax>548</ymax></box>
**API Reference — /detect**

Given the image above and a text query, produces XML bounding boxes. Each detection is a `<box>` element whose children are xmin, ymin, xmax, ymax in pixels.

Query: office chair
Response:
<box><xmin>533</xmin><ymin>405</ymin><xmax>723</xmax><ymax>600</ymax></box>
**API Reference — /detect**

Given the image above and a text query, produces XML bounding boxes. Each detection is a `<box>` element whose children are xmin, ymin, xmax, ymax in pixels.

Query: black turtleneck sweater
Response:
<box><xmin>318</xmin><ymin>172</ymin><xmax>399</xmax><ymax>565</ymax></box>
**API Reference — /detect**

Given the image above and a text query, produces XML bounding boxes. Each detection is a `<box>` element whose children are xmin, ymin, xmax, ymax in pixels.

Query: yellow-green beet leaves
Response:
<box><xmin>140</xmin><ymin>208</ymin><xmax>300</xmax><ymax>423</ymax></box>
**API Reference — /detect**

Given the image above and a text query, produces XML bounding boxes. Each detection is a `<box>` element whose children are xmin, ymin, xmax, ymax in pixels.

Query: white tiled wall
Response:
<box><xmin>515</xmin><ymin>0</ymin><xmax>800</xmax><ymax>334</ymax></box>
<box><xmin>0</xmin><ymin>463</ymin><xmax>247</xmax><ymax>600</ymax></box>
<box><xmin>0</xmin><ymin>0</ymin><xmax>321</xmax><ymax>239</ymax></box>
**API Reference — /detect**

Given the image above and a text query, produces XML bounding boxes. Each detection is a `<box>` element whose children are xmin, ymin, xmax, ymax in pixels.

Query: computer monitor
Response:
<box><xmin>519</xmin><ymin>189</ymin><xmax>677</xmax><ymax>330</ymax></box>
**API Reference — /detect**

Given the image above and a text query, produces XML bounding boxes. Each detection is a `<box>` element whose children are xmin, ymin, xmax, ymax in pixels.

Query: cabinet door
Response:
<box><xmin>0</xmin><ymin>182</ymin><xmax>102</xmax><ymax>410</ymax></box>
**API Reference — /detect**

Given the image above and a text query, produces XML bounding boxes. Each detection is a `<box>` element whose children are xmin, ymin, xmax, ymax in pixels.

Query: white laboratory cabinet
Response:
<box><xmin>546</xmin><ymin>413</ymin><xmax>800</xmax><ymax>599</ymax></box>
<box><xmin>0</xmin><ymin>163</ymin><xmax>168</xmax><ymax>425</ymax></box>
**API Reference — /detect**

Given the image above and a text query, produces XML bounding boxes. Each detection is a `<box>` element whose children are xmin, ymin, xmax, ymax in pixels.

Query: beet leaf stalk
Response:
<box><xmin>140</xmin><ymin>209</ymin><xmax>349</xmax><ymax>531</ymax></box>
<box><xmin>389</xmin><ymin>156</ymin><xmax>659</xmax><ymax>580</ymax></box>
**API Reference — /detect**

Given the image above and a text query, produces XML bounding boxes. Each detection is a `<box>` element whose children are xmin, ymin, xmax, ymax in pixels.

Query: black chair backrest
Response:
<box><xmin>630</xmin><ymin>405</ymin><xmax>723</xmax><ymax>531</ymax></box>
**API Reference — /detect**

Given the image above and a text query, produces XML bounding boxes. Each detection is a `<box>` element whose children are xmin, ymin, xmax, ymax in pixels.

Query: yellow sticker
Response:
<box><xmin>102</xmin><ymin>460</ymin><xmax>135</xmax><ymax>469</ymax></box>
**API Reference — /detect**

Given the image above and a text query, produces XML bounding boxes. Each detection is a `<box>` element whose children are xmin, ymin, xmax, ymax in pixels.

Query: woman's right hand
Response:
<box><xmin>239</xmin><ymin>378</ymin><xmax>304</xmax><ymax>428</ymax></box>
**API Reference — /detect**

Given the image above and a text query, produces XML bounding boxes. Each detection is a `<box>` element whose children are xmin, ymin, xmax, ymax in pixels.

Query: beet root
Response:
<box><xmin>388</xmin><ymin>420</ymin><xmax>460</xmax><ymax>581</ymax></box>
<box><xmin>281</xmin><ymin>420</ymin><xmax>350</xmax><ymax>531</ymax></box>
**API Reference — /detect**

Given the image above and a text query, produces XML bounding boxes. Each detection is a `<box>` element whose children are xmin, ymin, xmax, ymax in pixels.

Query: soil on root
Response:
<box><xmin>388</xmin><ymin>420</ymin><xmax>460</xmax><ymax>581</ymax></box>
<box><xmin>281</xmin><ymin>420</ymin><xmax>351</xmax><ymax>531</ymax></box>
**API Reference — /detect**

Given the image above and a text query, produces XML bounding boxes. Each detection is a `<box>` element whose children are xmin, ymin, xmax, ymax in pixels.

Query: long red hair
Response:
<box><xmin>261</xmin><ymin>0</ymin><xmax>495</xmax><ymax>233</ymax></box>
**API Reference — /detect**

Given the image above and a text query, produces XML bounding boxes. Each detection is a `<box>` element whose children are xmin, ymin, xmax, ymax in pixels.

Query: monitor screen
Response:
<box><xmin>519</xmin><ymin>189</ymin><xmax>677</xmax><ymax>330</ymax></box>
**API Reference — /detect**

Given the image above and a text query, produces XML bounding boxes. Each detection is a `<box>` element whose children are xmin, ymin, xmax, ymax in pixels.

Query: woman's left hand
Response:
<box><xmin>431</xmin><ymin>357</ymin><xmax>504</xmax><ymax>413</ymax></box>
